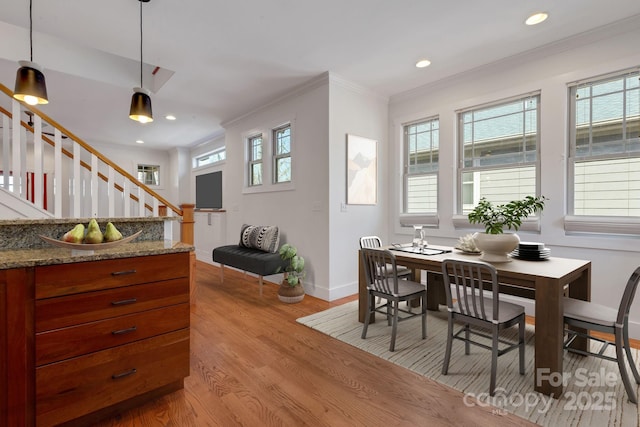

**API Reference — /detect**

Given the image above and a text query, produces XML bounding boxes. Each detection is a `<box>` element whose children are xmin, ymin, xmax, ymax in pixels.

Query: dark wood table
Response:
<box><xmin>358</xmin><ymin>246</ymin><xmax>591</xmax><ymax>398</ymax></box>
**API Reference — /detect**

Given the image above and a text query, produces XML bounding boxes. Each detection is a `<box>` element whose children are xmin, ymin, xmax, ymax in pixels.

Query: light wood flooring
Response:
<box><xmin>93</xmin><ymin>261</ymin><xmax>537</xmax><ymax>427</ymax></box>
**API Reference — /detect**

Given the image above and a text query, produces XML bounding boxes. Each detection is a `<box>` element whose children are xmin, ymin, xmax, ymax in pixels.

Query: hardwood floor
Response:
<box><xmin>93</xmin><ymin>261</ymin><xmax>536</xmax><ymax>427</ymax></box>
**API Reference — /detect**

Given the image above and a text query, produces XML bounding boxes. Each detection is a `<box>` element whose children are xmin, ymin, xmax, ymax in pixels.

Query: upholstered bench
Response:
<box><xmin>212</xmin><ymin>224</ymin><xmax>287</xmax><ymax>295</ymax></box>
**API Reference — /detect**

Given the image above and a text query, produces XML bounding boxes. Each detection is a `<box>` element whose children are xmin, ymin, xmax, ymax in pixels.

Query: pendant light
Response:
<box><xmin>13</xmin><ymin>0</ymin><xmax>49</xmax><ymax>105</ymax></box>
<box><xmin>129</xmin><ymin>0</ymin><xmax>153</xmax><ymax>123</ymax></box>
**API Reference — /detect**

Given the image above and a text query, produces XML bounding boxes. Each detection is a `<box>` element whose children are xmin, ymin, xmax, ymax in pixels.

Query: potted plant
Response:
<box><xmin>468</xmin><ymin>195</ymin><xmax>547</xmax><ymax>262</ymax></box>
<box><xmin>276</xmin><ymin>243</ymin><xmax>306</xmax><ymax>303</ymax></box>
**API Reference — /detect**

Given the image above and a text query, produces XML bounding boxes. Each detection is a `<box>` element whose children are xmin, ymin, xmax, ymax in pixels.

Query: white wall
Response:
<box><xmin>387</xmin><ymin>21</ymin><xmax>640</xmax><ymax>335</ymax></box>
<box><xmin>221</xmin><ymin>74</ymin><xmax>330</xmax><ymax>298</ymax></box>
<box><xmin>328</xmin><ymin>75</ymin><xmax>389</xmax><ymax>300</ymax></box>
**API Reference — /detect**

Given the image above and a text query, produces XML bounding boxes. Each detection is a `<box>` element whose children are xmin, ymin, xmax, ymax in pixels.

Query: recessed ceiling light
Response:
<box><xmin>136</xmin><ymin>140</ymin><xmax>144</xmax><ymax>144</ymax></box>
<box><xmin>525</xmin><ymin>12</ymin><xmax>548</xmax><ymax>26</ymax></box>
<box><xmin>415</xmin><ymin>59</ymin><xmax>431</xmax><ymax>68</ymax></box>
<box><xmin>165</xmin><ymin>114</ymin><xmax>176</xmax><ymax>121</ymax></box>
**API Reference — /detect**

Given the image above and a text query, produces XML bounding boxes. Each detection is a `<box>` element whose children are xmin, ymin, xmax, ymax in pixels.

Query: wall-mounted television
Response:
<box><xmin>195</xmin><ymin>171</ymin><xmax>222</xmax><ymax>209</ymax></box>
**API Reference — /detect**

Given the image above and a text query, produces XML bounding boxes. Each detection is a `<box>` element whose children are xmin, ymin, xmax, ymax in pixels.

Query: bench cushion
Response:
<box><xmin>213</xmin><ymin>245</ymin><xmax>288</xmax><ymax>277</ymax></box>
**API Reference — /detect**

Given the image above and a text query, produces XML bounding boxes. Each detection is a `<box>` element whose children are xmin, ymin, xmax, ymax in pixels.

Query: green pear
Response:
<box><xmin>62</xmin><ymin>224</ymin><xmax>85</xmax><ymax>243</ymax></box>
<box><xmin>83</xmin><ymin>218</ymin><xmax>104</xmax><ymax>244</ymax></box>
<box><xmin>103</xmin><ymin>222</ymin><xmax>123</xmax><ymax>242</ymax></box>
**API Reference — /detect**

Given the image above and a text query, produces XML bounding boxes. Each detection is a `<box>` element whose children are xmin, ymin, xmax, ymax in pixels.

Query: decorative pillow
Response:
<box><xmin>239</xmin><ymin>224</ymin><xmax>280</xmax><ymax>253</ymax></box>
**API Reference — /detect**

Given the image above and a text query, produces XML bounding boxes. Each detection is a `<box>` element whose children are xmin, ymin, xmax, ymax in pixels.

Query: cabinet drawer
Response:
<box><xmin>35</xmin><ymin>252</ymin><xmax>190</xmax><ymax>299</ymax></box>
<box><xmin>36</xmin><ymin>278</ymin><xmax>189</xmax><ymax>332</ymax></box>
<box><xmin>36</xmin><ymin>329</ymin><xmax>189</xmax><ymax>427</ymax></box>
<box><xmin>36</xmin><ymin>303</ymin><xmax>190</xmax><ymax>366</ymax></box>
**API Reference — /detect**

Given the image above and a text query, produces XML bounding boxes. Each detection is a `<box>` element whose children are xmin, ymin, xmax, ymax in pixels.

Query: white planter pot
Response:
<box><xmin>472</xmin><ymin>232</ymin><xmax>520</xmax><ymax>263</ymax></box>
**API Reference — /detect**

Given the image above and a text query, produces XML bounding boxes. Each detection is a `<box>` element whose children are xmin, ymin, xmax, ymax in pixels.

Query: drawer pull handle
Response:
<box><xmin>112</xmin><ymin>368</ymin><xmax>137</xmax><ymax>380</ymax></box>
<box><xmin>111</xmin><ymin>269</ymin><xmax>137</xmax><ymax>276</ymax></box>
<box><xmin>111</xmin><ymin>298</ymin><xmax>138</xmax><ymax>306</ymax></box>
<box><xmin>112</xmin><ymin>326</ymin><xmax>137</xmax><ymax>335</ymax></box>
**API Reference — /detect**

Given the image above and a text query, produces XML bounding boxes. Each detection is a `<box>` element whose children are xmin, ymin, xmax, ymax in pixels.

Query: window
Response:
<box><xmin>273</xmin><ymin>124</ymin><xmax>291</xmax><ymax>183</ymax></box>
<box><xmin>458</xmin><ymin>94</ymin><xmax>540</xmax><ymax>213</ymax></box>
<box><xmin>403</xmin><ymin>117</ymin><xmax>439</xmax><ymax>214</ymax></box>
<box><xmin>137</xmin><ymin>164</ymin><xmax>159</xmax><ymax>186</ymax></box>
<box><xmin>195</xmin><ymin>148</ymin><xmax>225</xmax><ymax>168</ymax></box>
<box><xmin>248</xmin><ymin>134</ymin><xmax>263</xmax><ymax>186</ymax></box>
<box><xmin>568</xmin><ymin>70</ymin><xmax>640</xmax><ymax>217</ymax></box>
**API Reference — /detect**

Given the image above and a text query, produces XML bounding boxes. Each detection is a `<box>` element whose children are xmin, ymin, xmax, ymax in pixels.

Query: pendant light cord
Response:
<box><xmin>139</xmin><ymin>0</ymin><xmax>143</xmax><ymax>88</ymax></box>
<box><xmin>29</xmin><ymin>0</ymin><xmax>33</xmax><ymax>62</ymax></box>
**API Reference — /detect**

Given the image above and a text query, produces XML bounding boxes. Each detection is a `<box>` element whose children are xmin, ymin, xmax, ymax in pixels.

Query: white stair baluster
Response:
<box><xmin>138</xmin><ymin>186</ymin><xmax>145</xmax><ymax>216</ymax></box>
<box><xmin>91</xmin><ymin>154</ymin><xmax>98</xmax><ymax>217</ymax></box>
<box><xmin>33</xmin><ymin>115</ymin><xmax>43</xmax><ymax>209</ymax></box>
<box><xmin>11</xmin><ymin>100</ymin><xmax>21</xmax><ymax>198</ymax></box>
<box><xmin>2</xmin><ymin>115</ymin><xmax>9</xmax><ymax>191</ymax></box>
<box><xmin>108</xmin><ymin>166</ymin><xmax>115</xmax><ymax>217</ymax></box>
<box><xmin>54</xmin><ymin>129</ymin><xmax>62</xmax><ymax>217</ymax></box>
<box><xmin>123</xmin><ymin>179</ymin><xmax>131</xmax><ymax>217</ymax></box>
<box><xmin>73</xmin><ymin>142</ymin><xmax>81</xmax><ymax>217</ymax></box>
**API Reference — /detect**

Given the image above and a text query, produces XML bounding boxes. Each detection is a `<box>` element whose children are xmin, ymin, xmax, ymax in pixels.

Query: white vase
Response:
<box><xmin>472</xmin><ymin>232</ymin><xmax>520</xmax><ymax>263</ymax></box>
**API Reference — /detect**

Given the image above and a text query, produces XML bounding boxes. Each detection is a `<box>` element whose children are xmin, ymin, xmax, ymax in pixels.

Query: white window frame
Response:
<box><xmin>399</xmin><ymin>117</ymin><xmax>440</xmax><ymax>227</ymax></box>
<box><xmin>137</xmin><ymin>164</ymin><xmax>160</xmax><ymax>187</ymax></box>
<box><xmin>565</xmin><ymin>68</ymin><xmax>640</xmax><ymax>235</ymax></box>
<box><xmin>273</xmin><ymin>123</ymin><xmax>291</xmax><ymax>184</ymax></box>
<box><xmin>243</xmin><ymin>118</ymin><xmax>296</xmax><ymax>194</ymax></box>
<box><xmin>453</xmin><ymin>92</ymin><xmax>542</xmax><ymax>231</ymax></box>
<box><xmin>247</xmin><ymin>133</ymin><xmax>263</xmax><ymax>187</ymax></box>
<box><xmin>194</xmin><ymin>147</ymin><xmax>226</xmax><ymax>169</ymax></box>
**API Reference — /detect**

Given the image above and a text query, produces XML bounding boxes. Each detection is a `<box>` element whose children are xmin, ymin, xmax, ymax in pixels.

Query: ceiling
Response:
<box><xmin>1</xmin><ymin>0</ymin><xmax>639</xmax><ymax>150</ymax></box>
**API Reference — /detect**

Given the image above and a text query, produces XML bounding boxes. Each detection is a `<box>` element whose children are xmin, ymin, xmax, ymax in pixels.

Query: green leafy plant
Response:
<box><xmin>278</xmin><ymin>243</ymin><xmax>306</xmax><ymax>286</ymax></box>
<box><xmin>468</xmin><ymin>195</ymin><xmax>547</xmax><ymax>234</ymax></box>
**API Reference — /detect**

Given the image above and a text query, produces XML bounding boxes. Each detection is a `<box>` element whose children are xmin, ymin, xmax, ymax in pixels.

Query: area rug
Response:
<box><xmin>297</xmin><ymin>301</ymin><xmax>640</xmax><ymax>427</ymax></box>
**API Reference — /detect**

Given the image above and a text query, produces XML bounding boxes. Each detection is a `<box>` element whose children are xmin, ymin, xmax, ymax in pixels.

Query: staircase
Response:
<box><xmin>0</xmin><ymin>82</ymin><xmax>193</xmax><ymax>243</ymax></box>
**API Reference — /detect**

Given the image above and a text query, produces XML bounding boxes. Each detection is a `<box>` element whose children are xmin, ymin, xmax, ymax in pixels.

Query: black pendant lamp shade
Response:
<box><xmin>13</xmin><ymin>0</ymin><xmax>49</xmax><ymax>105</ymax></box>
<box><xmin>129</xmin><ymin>0</ymin><xmax>153</xmax><ymax>123</ymax></box>
<box><xmin>129</xmin><ymin>87</ymin><xmax>153</xmax><ymax>123</ymax></box>
<box><xmin>14</xmin><ymin>60</ymin><xmax>49</xmax><ymax>105</ymax></box>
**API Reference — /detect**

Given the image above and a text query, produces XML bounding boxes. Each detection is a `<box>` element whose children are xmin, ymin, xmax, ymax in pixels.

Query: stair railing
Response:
<box><xmin>0</xmin><ymin>82</ymin><xmax>194</xmax><ymax>244</ymax></box>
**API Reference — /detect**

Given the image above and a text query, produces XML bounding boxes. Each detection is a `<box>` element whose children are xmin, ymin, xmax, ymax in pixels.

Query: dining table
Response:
<box><xmin>357</xmin><ymin>244</ymin><xmax>591</xmax><ymax>398</ymax></box>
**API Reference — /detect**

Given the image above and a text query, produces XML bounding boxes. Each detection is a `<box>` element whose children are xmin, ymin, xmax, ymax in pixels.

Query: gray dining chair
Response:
<box><xmin>441</xmin><ymin>258</ymin><xmax>526</xmax><ymax>396</ymax></box>
<box><xmin>360</xmin><ymin>247</ymin><xmax>427</xmax><ymax>351</ymax></box>
<box><xmin>360</xmin><ymin>235</ymin><xmax>413</xmax><ymax>305</ymax></box>
<box><xmin>563</xmin><ymin>266</ymin><xmax>640</xmax><ymax>403</ymax></box>
<box><xmin>359</xmin><ymin>236</ymin><xmax>412</xmax><ymax>278</ymax></box>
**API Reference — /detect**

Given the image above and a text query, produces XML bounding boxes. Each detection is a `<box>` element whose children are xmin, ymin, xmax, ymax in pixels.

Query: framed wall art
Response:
<box><xmin>346</xmin><ymin>134</ymin><xmax>377</xmax><ymax>205</ymax></box>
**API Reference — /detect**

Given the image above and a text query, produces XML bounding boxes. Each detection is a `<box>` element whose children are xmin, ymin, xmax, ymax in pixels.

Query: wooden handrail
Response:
<box><xmin>0</xmin><ymin>84</ymin><xmax>182</xmax><ymax>216</ymax></box>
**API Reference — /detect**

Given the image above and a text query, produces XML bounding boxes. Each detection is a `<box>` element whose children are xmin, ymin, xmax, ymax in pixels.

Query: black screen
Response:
<box><xmin>195</xmin><ymin>171</ymin><xmax>222</xmax><ymax>209</ymax></box>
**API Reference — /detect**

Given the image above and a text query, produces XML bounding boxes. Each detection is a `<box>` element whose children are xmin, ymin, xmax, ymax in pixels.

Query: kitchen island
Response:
<box><xmin>1</xmin><ymin>238</ymin><xmax>193</xmax><ymax>426</ymax></box>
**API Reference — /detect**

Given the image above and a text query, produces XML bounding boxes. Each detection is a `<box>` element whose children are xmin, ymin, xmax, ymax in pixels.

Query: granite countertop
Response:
<box><xmin>0</xmin><ymin>217</ymin><xmax>179</xmax><ymax>226</ymax></box>
<box><xmin>0</xmin><ymin>240</ymin><xmax>193</xmax><ymax>270</ymax></box>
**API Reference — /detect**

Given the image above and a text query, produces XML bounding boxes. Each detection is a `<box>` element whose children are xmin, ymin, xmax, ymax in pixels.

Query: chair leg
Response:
<box><xmin>442</xmin><ymin>314</ymin><xmax>454</xmax><ymax>375</ymax></box>
<box><xmin>623</xmin><ymin>323</ymin><xmax>640</xmax><ymax>384</ymax></box>
<box><xmin>490</xmin><ymin>325</ymin><xmax>499</xmax><ymax>396</ymax></box>
<box><xmin>421</xmin><ymin>293</ymin><xmax>427</xmax><ymax>339</ymax></box>
<box><xmin>390</xmin><ymin>300</ymin><xmax>399</xmax><ymax>352</ymax></box>
<box><xmin>361</xmin><ymin>292</ymin><xmax>373</xmax><ymax>339</ymax></box>
<box><xmin>219</xmin><ymin>264</ymin><xmax>225</xmax><ymax>283</ymax></box>
<box><xmin>465</xmin><ymin>324</ymin><xmax>470</xmax><ymax>355</ymax></box>
<box><xmin>615</xmin><ymin>329</ymin><xmax>638</xmax><ymax>404</ymax></box>
<box><xmin>519</xmin><ymin>315</ymin><xmax>525</xmax><ymax>375</ymax></box>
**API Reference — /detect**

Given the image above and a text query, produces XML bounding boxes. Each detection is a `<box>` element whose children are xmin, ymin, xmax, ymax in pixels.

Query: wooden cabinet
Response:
<box><xmin>30</xmin><ymin>251</ymin><xmax>190</xmax><ymax>426</ymax></box>
<box><xmin>0</xmin><ymin>268</ymin><xmax>35</xmax><ymax>427</ymax></box>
